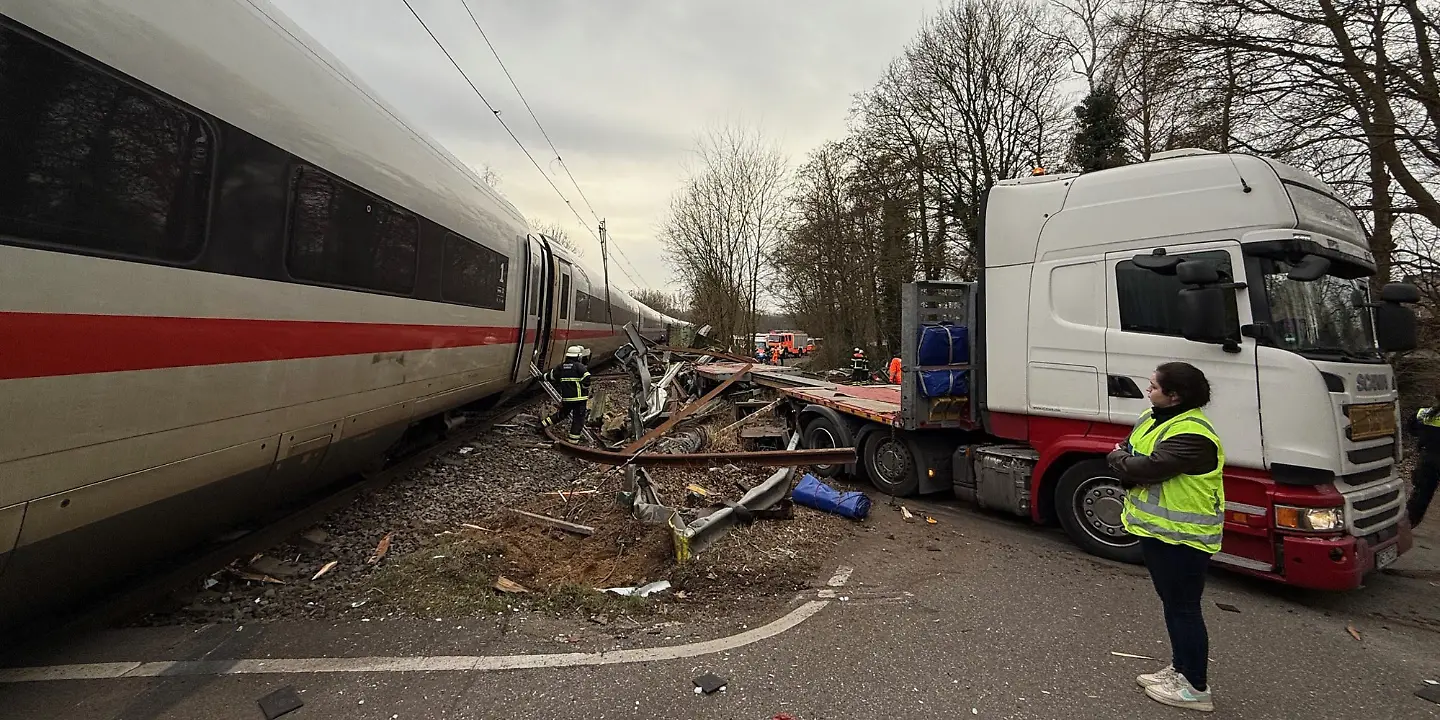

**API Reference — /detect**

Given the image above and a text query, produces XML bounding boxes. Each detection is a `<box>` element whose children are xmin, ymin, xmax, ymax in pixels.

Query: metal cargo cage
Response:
<box><xmin>900</xmin><ymin>281</ymin><xmax>978</xmax><ymax>430</ymax></box>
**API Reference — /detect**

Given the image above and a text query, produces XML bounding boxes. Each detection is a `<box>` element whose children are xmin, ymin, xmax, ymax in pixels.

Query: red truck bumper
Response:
<box><xmin>1225</xmin><ymin>522</ymin><xmax>1412</xmax><ymax>591</ymax></box>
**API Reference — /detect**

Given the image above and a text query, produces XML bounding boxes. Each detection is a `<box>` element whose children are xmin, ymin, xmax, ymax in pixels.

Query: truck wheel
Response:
<box><xmin>862</xmin><ymin>431</ymin><xmax>920</xmax><ymax>497</ymax></box>
<box><xmin>802</xmin><ymin>415</ymin><xmax>847</xmax><ymax>478</ymax></box>
<box><xmin>1055</xmin><ymin>459</ymin><xmax>1143</xmax><ymax>564</ymax></box>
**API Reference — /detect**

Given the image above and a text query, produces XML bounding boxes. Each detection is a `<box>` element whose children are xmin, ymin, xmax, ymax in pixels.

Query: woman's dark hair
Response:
<box><xmin>1155</xmin><ymin>362</ymin><xmax>1211</xmax><ymax>409</ymax></box>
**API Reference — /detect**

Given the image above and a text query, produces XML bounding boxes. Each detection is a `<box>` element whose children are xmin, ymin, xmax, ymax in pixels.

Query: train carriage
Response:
<box><xmin>0</xmin><ymin>0</ymin><xmax>679</xmax><ymax>622</ymax></box>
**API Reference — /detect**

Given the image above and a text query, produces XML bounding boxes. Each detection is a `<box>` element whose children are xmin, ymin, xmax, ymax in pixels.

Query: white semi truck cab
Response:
<box><xmin>781</xmin><ymin>149</ymin><xmax>1419</xmax><ymax>590</ymax></box>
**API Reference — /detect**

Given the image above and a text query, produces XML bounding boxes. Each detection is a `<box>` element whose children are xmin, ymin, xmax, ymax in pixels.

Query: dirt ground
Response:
<box><xmin>134</xmin><ymin>379</ymin><xmax>859</xmax><ymax>628</ymax></box>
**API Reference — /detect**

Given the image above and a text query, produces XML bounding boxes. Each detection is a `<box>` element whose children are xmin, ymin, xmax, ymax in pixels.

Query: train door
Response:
<box><xmin>513</xmin><ymin>234</ymin><xmax>552</xmax><ymax>381</ymax></box>
<box><xmin>547</xmin><ymin>260</ymin><xmax>574</xmax><ymax>368</ymax></box>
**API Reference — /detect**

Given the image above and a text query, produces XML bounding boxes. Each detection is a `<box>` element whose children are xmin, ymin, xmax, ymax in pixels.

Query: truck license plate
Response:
<box><xmin>1376</xmin><ymin>544</ymin><xmax>1398</xmax><ymax>570</ymax></box>
<box><xmin>1347</xmin><ymin>403</ymin><xmax>1396</xmax><ymax>441</ymax></box>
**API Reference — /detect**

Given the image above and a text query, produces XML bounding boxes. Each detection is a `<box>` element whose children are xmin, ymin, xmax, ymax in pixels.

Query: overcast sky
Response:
<box><xmin>272</xmin><ymin>0</ymin><xmax>941</xmax><ymax>294</ymax></box>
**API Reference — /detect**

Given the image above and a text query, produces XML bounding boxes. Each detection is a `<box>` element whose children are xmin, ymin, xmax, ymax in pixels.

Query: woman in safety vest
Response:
<box><xmin>1106</xmin><ymin>361</ymin><xmax>1222</xmax><ymax>713</ymax></box>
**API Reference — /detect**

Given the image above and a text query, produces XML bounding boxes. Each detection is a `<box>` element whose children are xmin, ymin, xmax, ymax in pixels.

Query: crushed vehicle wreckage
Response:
<box><xmin>539</xmin><ymin>324</ymin><xmax>859</xmax><ymax>560</ymax></box>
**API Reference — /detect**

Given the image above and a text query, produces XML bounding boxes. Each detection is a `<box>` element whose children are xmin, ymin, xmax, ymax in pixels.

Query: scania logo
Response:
<box><xmin>1356</xmin><ymin>373</ymin><xmax>1390</xmax><ymax>392</ymax></box>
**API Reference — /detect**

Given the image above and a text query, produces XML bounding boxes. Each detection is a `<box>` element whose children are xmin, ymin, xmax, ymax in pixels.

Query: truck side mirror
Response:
<box><xmin>1375</xmin><ymin>282</ymin><xmax>1420</xmax><ymax>352</ymax></box>
<box><xmin>1179</xmin><ymin>286</ymin><xmax>1234</xmax><ymax>346</ymax></box>
<box><xmin>1132</xmin><ymin>251</ymin><xmax>1181</xmax><ymax>275</ymax></box>
<box><xmin>1176</xmin><ymin>260</ymin><xmax>1220</xmax><ymax>285</ymax></box>
<box><xmin>1380</xmin><ymin>282</ymin><xmax>1421</xmax><ymax>304</ymax></box>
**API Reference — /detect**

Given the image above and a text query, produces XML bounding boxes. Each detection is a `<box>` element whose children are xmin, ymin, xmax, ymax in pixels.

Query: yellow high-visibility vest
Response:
<box><xmin>1121</xmin><ymin>408</ymin><xmax>1225</xmax><ymax>554</ymax></box>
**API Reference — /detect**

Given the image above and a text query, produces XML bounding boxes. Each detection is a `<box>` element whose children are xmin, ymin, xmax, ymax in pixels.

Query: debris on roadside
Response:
<box><xmin>367</xmin><ymin>532</ymin><xmax>393</xmax><ymax>565</ymax></box>
<box><xmin>1110</xmin><ymin>651</ymin><xmax>1158</xmax><ymax>660</ymax></box>
<box><xmin>791</xmin><ymin>474</ymin><xmax>871</xmax><ymax>520</ymax></box>
<box><xmin>925</xmin><ymin>515</ymin><xmax>938</xmax><ymax>525</ymax></box>
<box><xmin>493</xmin><ymin>576</ymin><xmax>530</xmax><ymax>594</ymax></box>
<box><xmin>508</xmin><ymin>508</ymin><xmax>596</xmax><ymax>536</ymax></box>
<box><xmin>604</xmin><ymin>580</ymin><xmax>672</xmax><ymax>598</ymax></box>
<box><xmin>1417</xmin><ymin>683</ymin><xmax>1440</xmax><ymax>706</ymax></box>
<box><xmin>311</xmin><ymin>561</ymin><xmax>338</xmax><ymax>581</ymax></box>
<box><xmin>693</xmin><ymin>673</ymin><xmax>728</xmax><ymax>695</ymax></box>
<box><xmin>1347</xmin><ymin>625</ymin><xmax>1362</xmax><ymax>641</ymax></box>
<box><xmin>1215</xmin><ymin>602</ymin><xmax>1240</xmax><ymax>613</ymax></box>
<box><xmin>900</xmin><ymin>506</ymin><xmax>916</xmax><ymax>522</ymax></box>
<box><xmin>257</xmin><ymin>685</ymin><xmax>304</xmax><ymax>720</ymax></box>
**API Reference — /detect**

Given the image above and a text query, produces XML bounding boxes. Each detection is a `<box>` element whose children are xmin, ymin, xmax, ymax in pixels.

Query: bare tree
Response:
<box><xmin>530</xmin><ymin>218</ymin><xmax>584</xmax><ymax>258</ymax></box>
<box><xmin>661</xmin><ymin>122</ymin><xmax>788</xmax><ymax>350</ymax></box>
<box><xmin>631</xmin><ymin>288</ymin><xmax>683</xmax><ymax>318</ymax></box>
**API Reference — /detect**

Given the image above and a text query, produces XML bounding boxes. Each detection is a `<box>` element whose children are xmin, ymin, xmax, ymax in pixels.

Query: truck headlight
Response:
<box><xmin>1274</xmin><ymin>505</ymin><xmax>1345</xmax><ymax>532</ymax></box>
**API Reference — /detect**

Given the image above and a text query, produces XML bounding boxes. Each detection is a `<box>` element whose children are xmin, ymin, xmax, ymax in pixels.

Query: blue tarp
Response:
<box><xmin>918</xmin><ymin>369</ymin><xmax>969</xmax><ymax>398</ymax></box>
<box><xmin>792</xmin><ymin>473</ymin><xmax>871</xmax><ymax>520</ymax></box>
<box><xmin>917</xmin><ymin>323</ymin><xmax>969</xmax><ymax>366</ymax></box>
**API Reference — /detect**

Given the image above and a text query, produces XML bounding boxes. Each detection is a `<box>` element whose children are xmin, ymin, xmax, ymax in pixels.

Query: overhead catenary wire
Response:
<box><xmin>399</xmin><ymin>0</ymin><xmax>651</xmax><ymax>290</ymax></box>
<box><xmin>456</xmin><ymin>0</ymin><xmax>654</xmax><ymax>289</ymax></box>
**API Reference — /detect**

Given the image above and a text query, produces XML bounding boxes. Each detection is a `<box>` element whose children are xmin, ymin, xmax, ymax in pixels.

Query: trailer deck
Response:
<box><xmin>695</xmin><ymin>362</ymin><xmax>906</xmax><ymax>426</ymax></box>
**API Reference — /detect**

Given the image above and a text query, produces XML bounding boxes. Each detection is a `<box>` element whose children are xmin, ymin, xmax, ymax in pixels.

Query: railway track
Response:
<box><xmin>7</xmin><ymin>390</ymin><xmax>541</xmax><ymax>652</ymax></box>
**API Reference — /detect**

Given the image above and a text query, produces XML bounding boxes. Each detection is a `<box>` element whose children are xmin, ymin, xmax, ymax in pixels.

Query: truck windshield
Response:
<box><xmin>1260</xmin><ymin>263</ymin><xmax>1380</xmax><ymax>362</ymax></box>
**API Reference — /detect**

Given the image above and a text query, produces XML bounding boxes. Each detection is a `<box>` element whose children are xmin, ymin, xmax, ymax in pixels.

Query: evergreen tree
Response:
<box><xmin>1069</xmin><ymin>85</ymin><xmax>1129</xmax><ymax>172</ymax></box>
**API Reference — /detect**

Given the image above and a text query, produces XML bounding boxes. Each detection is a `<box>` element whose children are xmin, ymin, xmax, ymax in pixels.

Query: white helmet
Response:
<box><xmin>566</xmin><ymin>345</ymin><xmax>585</xmax><ymax>358</ymax></box>
<box><xmin>854</xmin><ymin>347</ymin><xmax>862</xmax><ymax>353</ymax></box>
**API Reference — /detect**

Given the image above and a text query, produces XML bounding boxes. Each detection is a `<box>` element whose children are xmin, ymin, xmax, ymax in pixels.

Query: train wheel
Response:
<box><xmin>1055</xmin><ymin>459</ymin><xmax>1143</xmax><ymax>564</ymax></box>
<box><xmin>862</xmin><ymin>431</ymin><xmax>920</xmax><ymax>497</ymax></box>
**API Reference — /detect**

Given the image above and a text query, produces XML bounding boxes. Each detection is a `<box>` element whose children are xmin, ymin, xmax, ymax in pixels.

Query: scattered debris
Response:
<box><xmin>901</xmin><ymin>506</ymin><xmax>916</xmax><ymax>522</ymax></box>
<box><xmin>507</xmin><ymin>508</ymin><xmax>596</xmax><ymax>536</ymax></box>
<box><xmin>1347</xmin><ymin>625</ymin><xmax>1362</xmax><ymax>641</ymax></box>
<box><xmin>1215</xmin><ymin>602</ymin><xmax>1240</xmax><ymax>613</ymax></box>
<box><xmin>1110</xmin><ymin>651</ymin><xmax>1158</xmax><ymax>660</ymax></box>
<box><xmin>686</xmin><ymin>483</ymin><xmax>712</xmax><ymax>497</ymax></box>
<box><xmin>693</xmin><ymin>673</ymin><xmax>728</xmax><ymax>695</ymax></box>
<box><xmin>493</xmin><ymin>576</ymin><xmax>530</xmax><ymax>594</ymax></box>
<box><xmin>460</xmin><ymin>523</ymin><xmax>497</xmax><ymax>533</ymax></box>
<box><xmin>773</xmin><ymin>714</ymin><xmax>796</xmax><ymax>720</ymax></box>
<box><xmin>298</xmin><ymin>528</ymin><xmax>330</xmax><ymax>547</ymax></box>
<box><xmin>1417</xmin><ymin>683</ymin><xmax>1440</xmax><ymax>706</ymax></box>
<box><xmin>457</xmin><ymin>447</ymin><xmax>476</xmax><ymax>455</ymax></box>
<box><xmin>230</xmin><ymin>569</ymin><xmax>285</xmax><ymax>586</ymax></box>
<box><xmin>257</xmin><ymin>685</ymin><xmax>304</xmax><ymax>720</ymax></box>
<box><xmin>311</xmin><ymin>561</ymin><xmax>338</xmax><ymax>581</ymax></box>
<box><xmin>792</xmin><ymin>474</ymin><xmax>871</xmax><ymax>519</ymax></box>
<box><xmin>367</xmin><ymin>532</ymin><xmax>394</xmax><ymax>565</ymax></box>
<box><xmin>925</xmin><ymin>515</ymin><xmax>938</xmax><ymax>525</ymax></box>
<box><xmin>605</xmin><ymin>580</ymin><xmax>673</xmax><ymax>598</ymax></box>
<box><xmin>350</xmin><ymin>600</ymin><xmax>368</xmax><ymax>609</ymax></box>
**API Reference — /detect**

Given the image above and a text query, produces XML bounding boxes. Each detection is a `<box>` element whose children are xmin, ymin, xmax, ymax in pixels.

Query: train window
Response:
<box><xmin>441</xmin><ymin>233</ymin><xmax>507</xmax><ymax>310</ymax></box>
<box><xmin>0</xmin><ymin>21</ymin><xmax>212</xmax><ymax>263</ymax></box>
<box><xmin>558</xmin><ymin>272</ymin><xmax>571</xmax><ymax>320</ymax></box>
<box><xmin>528</xmin><ymin>264</ymin><xmax>541</xmax><ymax>316</ymax></box>
<box><xmin>286</xmin><ymin>167</ymin><xmax>418</xmax><ymax>294</ymax></box>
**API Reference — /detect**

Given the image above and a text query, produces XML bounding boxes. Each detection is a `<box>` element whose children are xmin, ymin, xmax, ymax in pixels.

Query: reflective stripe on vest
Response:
<box><xmin>1120</xmin><ymin>407</ymin><xmax>1226</xmax><ymax>554</ymax></box>
<box><xmin>1419</xmin><ymin>408</ymin><xmax>1440</xmax><ymax>428</ymax></box>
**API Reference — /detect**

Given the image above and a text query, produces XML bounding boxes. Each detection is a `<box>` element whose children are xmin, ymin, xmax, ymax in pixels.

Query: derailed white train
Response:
<box><xmin>0</xmin><ymin>1</ymin><xmax>681</xmax><ymax>622</ymax></box>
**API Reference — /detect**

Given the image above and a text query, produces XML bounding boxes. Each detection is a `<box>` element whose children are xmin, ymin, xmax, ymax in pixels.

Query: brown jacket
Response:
<box><xmin>1106</xmin><ymin>415</ymin><xmax>1219</xmax><ymax>488</ymax></box>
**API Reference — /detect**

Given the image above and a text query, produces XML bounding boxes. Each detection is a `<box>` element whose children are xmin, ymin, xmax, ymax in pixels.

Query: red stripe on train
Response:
<box><xmin>0</xmin><ymin>312</ymin><xmax>620</xmax><ymax>380</ymax></box>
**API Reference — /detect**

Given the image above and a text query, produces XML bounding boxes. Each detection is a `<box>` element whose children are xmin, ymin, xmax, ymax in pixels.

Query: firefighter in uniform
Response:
<box><xmin>1408</xmin><ymin>397</ymin><xmax>1440</xmax><ymax>527</ymax></box>
<box><xmin>541</xmin><ymin>345</ymin><xmax>592</xmax><ymax>443</ymax></box>
<box><xmin>1107</xmin><ymin>361</ymin><xmax>1222</xmax><ymax>713</ymax></box>
<box><xmin>850</xmin><ymin>348</ymin><xmax>868</xmax><ymax>383</ymax></box>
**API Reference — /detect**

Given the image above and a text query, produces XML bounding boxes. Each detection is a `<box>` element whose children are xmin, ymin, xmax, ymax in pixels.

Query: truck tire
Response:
<box><xmin>1054</xmin><ymin>459</ymin><xmax>1143</xmax><ymax>564</ymax></box>
<box><xmin>802</xmin><ymin>415</ymin><xmax>848</xmax><ymax>478</ymax></box>
<box><xmin>862</xmin><ymin>431</ymin><xmax>921</xmax><ymax>497</ymax></box>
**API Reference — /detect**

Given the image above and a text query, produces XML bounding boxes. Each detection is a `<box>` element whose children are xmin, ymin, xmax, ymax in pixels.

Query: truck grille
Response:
<box><xmin>1337</xmin><ymin>468</ymin><xmax>1405</xmax><ymax>537</ymax></box>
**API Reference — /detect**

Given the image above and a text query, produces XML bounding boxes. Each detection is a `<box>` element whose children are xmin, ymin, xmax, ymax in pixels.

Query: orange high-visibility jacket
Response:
<box><xmin>888</xmin><ymin>357</ymin><xmax>902</xmax><ymax>384</ymax></box>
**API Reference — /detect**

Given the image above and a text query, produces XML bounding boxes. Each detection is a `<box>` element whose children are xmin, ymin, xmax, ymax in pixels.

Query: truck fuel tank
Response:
<box><xmin>954</xmin><ymin>444</ymin><xmax>1039</xmax><ymax>517</ymax></box>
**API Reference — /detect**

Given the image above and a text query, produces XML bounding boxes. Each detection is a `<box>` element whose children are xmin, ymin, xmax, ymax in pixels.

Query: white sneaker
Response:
<box><xmin>1136</xmin><ymin>664</ymin><xmax>1179</xmax><ymax>688</ymax></box>
<box><xmin>1144</xmin><ymin>673</ymin><xmax>1214</xmax><ymax>712</ymax></box>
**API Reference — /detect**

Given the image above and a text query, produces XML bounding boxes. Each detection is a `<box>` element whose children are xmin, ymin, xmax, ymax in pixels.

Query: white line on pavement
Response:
<box><xmin>0</xmin><ymin>566</ymin><xmax>857</xmax><ymax>684</ymax></box>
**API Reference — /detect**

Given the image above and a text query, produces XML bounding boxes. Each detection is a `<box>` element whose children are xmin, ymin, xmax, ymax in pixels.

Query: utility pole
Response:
<box><xmin>599</xmin><ymin>219</ymin><xmax>614</xmax><ymax>326</ymax></box>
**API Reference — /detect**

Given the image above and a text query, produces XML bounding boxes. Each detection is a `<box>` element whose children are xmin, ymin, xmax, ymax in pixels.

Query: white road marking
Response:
<box><xmin>0</xmin><ymin>567</ymin><xmax>856</xmax><ymax>684</ymax></box>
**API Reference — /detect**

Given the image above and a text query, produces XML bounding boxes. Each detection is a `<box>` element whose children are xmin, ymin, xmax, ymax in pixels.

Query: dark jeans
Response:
<box><xmin>1140</xmin><ymin>536</ymin><xmax>1211</xmax><ymax>691</ymax></box>
<box><xmin>1409</xmin><ymin>454</ymin><xmax>1439</xmax><ymax>528</ymax></box>
<box><xmin>544</xmin><ymin>401</ymin><xmax>587</xmax><ymax>440</ymax></box>
<box><xmin>851</xmin><ymin>369</ymin><xmax>867</xmax><ymax>382</ymax></box>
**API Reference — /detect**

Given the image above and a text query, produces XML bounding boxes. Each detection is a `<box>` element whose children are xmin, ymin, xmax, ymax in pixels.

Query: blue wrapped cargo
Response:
<box><xmin>917</xmin><ymin>323</ymin><xmax>969</xmax><ymax>366</ymax></box>
<box><xmin>792</xmin><ymin>474</ymin><xmax>871</xmax><ymax>519</ymax></box>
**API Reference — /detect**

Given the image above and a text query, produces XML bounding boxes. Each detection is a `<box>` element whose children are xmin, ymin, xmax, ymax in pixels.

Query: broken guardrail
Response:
<box><xmin>542</xmin><ymin>427</ymin><xmax>854</xmax><ymax>467</ymax></box>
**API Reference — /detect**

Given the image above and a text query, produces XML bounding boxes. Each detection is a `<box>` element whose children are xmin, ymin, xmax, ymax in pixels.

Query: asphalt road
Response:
<box><xmin>2</xmin><ymin>496</ymin><xmax>1437</xmax><ymax>720</ymax></box>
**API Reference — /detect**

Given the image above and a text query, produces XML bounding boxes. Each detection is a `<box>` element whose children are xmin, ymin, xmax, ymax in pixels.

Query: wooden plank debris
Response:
<box><xmin>508</xmin><ymin>508</ymin><xmax>595</xmax><ymax>536</ymax></box>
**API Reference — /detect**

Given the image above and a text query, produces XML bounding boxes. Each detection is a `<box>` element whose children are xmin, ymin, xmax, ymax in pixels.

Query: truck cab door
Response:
<box><xmin>1103</xmin><ymin>241</ymin><xmax>1263</xmax><ymax>468</ymax></box>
